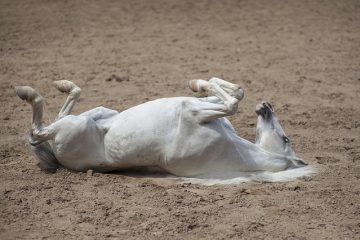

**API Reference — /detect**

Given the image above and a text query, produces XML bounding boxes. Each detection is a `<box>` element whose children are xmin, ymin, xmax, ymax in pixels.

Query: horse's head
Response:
<box><xmin>255</xmin><ymin>102</ymin><xmax>307</xmax><ymax>168</ymax></box>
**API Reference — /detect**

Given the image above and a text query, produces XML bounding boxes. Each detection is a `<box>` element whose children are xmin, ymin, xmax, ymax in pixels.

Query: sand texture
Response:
<box><xmin>1</xmin><ymin>0</ymin><xmax>359</xmax><ymax>239</ymax></box>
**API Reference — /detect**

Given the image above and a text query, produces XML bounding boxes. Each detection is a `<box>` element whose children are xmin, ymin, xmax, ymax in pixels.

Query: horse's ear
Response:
<box><xmin>291</xmin><ymin>157</ymin><xmax>308</xmax><ymax>167</ymax></box>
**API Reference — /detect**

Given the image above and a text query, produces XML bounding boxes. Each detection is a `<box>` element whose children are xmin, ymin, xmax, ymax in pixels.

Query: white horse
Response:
<box><xmin>15</xmin><ymin>78</ymin><xmax>313</xmax><ymax>184</ymax></box>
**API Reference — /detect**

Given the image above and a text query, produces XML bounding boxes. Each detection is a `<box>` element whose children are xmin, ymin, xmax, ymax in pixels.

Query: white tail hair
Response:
<box><xmin>28</xmin><ymin>136</ymin><xmax>59</xmax><ymax>173</ymax></box>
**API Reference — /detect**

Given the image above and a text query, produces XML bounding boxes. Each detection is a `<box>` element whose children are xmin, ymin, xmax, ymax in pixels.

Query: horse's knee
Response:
<box><xmin>224</xmin><ymin>98</ymin><xmax>239</xmax><ymax>114</ymax></box>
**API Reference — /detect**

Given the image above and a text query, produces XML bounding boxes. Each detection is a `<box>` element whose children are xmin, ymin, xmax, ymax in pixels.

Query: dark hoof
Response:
<box><xmin>255</xmin><ymin>101</ymin><xmax>274</xmax><ymax>120</ymax></box>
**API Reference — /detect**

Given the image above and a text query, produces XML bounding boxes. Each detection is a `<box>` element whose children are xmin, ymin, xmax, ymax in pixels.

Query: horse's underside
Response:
<box><xmin>15</xmin><ymin>78</ymin><xmax>314</xmax><ymax>184</ymax></box>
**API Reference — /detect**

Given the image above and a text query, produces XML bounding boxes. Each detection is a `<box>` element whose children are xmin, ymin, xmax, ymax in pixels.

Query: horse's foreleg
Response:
<box><xmin>15</xmin><ymin>86</ymin><xmax>60</xmax><ymax>171</ymax></box>
<box><xmin>53</xmin><ymin>80</ymin><xmax>81</xmax><ymax>120</ymax></box>
<box><xmin>208</xmin><ymin>77</ymin><xmax>244</xmax><ymax>100</ymax></box>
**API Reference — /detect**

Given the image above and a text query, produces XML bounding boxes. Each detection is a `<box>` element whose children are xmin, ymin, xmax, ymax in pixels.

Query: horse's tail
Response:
<box><xmin>28</xmin><ymin>134</ymin><xmax>60</xmax><ymax>173</ymax></box>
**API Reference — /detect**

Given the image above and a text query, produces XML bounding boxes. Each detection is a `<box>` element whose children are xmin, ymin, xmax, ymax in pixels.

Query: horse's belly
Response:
<box><xmin>104</xmin><ymin>129</ymin><xmax>168</xmax><ymax>168</ymax></box>
<box><xmin>102</xmin><ymin>97</ymin><xmax>244</xmax><ymax>175</ymax></box>
<box><xmin>162</xmin><ymin>120</ymin><xmax>240</xmax><ymax>176</ymax></box>
<box><xmin>103</xmin><ymin>99</ymin><xmax>183</xmax><ymax>168</ymax></box>
<box><xmin>104</xmin><ymin>124</ymin><xmax>231</xmax><ymax>174</ymax></box>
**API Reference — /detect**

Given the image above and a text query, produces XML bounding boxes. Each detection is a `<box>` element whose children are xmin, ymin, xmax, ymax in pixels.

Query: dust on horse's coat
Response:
<box><xmin>15</xmin><ymin>78</ymin><xmax>314</xmax><ymax>183</ymax></box>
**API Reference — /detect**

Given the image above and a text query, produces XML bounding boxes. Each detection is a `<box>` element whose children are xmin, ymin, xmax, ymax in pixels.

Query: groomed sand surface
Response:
<box><xmin>0</xmin><ymin>0</ymin><xmax>359</xmax><ymax>239</ymax></box>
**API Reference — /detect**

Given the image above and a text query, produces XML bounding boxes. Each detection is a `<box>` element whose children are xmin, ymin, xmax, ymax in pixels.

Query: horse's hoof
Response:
<box><xmin>232</xmin><ymin>87</ymin><xmax>244</xmax><ymax>101</ymax></box>
<box><xmin>188</xmin><ymin>79</ymin><xmax>209</xmax><ymax>96</ymax></box>
<box><xmin>255</xmin><ymin>101</ymin><xmax>274</xmax><ymax>119</ymax></box>
<box><xmin>15</xmin><ymin>86</ymin><xmax>40</xmax><ymax>102</ymax></box>
<box><xmin>188</xmin><ymin>79</ymin><xmax>200</xmax><ymax>92</ymax></box>
<box><xmin>53</xmin><ymin>80</ymin><xmax>79</xmax><ymax>94</ymax></box>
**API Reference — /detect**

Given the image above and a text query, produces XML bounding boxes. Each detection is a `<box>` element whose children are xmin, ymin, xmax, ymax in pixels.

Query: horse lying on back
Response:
<box><xmin>15</xmin><ymin>78</ymin><xmax>313</xmax><ymax>183</ymax></box>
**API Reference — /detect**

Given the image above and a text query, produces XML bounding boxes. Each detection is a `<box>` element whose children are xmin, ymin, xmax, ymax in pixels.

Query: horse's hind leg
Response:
<box><xmin>15</xmin><ymin>86</ymin><xmax>44</xmax><ymax>131</ymax></box>
<box><xmin>15</xmin><ymin>86</ymin><xmax>57</xmax><ymax>143</ymax></box>
<box><xmin>186</xmin><ymin>79</ymin><xmax>244</xmax><ymax>122</ymax></box>
<box><xmin>15</xmin><ymin>86</ymin><xmax>59</xmax><ymax>171</ymax></box>
<box><xmin>53</xmin><ymin>80</ymin><xmax>81</xmax><ymax>120</ymax></box>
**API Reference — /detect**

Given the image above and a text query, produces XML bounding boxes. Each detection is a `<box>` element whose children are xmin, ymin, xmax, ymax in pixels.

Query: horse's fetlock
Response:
<box><xmin>33</xmin><ymin>96</ymin><xmax>43</xmax><ymax>104</ymax></box>
<box><xmin>32</xmin><ymin>128</ymin><xmax>41</xmax><ymax>136</ymax></box>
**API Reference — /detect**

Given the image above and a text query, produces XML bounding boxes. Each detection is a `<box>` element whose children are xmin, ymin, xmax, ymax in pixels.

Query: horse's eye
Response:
<box><xmin>282</xmin><ymin>136</ymin><xmax>290</xmax><ymax>144</ymax></box>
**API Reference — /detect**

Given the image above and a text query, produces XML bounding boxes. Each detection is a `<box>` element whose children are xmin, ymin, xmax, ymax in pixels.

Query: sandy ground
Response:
<box><xmin>1</xmin><ymin>0</ymin><xmax>359</xmax><ymax>239</ymax></box>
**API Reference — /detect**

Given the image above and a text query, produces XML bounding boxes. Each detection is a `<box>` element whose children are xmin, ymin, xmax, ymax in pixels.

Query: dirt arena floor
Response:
<box><xmin>1</xmin><ymin>0</ymin><xmax>359</xmax><ymax>239</ymax></box>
